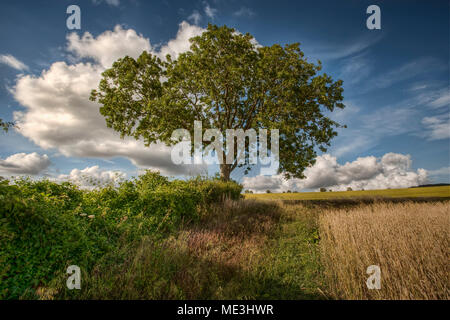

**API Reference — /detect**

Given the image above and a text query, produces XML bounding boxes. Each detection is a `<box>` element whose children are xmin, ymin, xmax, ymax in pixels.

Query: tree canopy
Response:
<box><xmin>91</xmin><ymin>24</ymin><xmax>345</xmax><ymax>181</ymax></box>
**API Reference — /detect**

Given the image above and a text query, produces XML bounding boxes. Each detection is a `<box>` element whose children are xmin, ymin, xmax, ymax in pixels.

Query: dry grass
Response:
<box><xmin>58</xmin><ymin>199</ymin><xmax>288</xmax><ymax>300</ymax></box>
<box><xmin>318</xmin><ymin>201</ymin><xmax>450</xmax><ymax>299</ymax></box>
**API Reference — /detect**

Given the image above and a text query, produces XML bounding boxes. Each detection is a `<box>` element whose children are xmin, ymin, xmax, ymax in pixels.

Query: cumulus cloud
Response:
<box><xmin>0</xmin><ymin>152</ymin><xmax>50</xmax><ymax>175</ymax></box>
<box><xmin>57</xmin><ymin>165</ymin><xmax>126</xmax><ymax>189</ymax></box>
<box><xmin>0</xmin><ymin>54</ymin><xmax>28</xmax><ymax>71</ymax></box>
<box><xmin>12</xmin><ymin>22</ymin><xmax>205</xmax><ymax>177</ymax></box>
<box><xmin>66</xmin><ymin>25</ymin><xmax>152</xmax><ymax>68</ymax></box>
<box><xmin>158</xmin><ymin>21</ymin><xmax>204</xmax><ymax>59</ymax></box>
<box><xmin>242</xmin><ymin>153</ymin><xmax>428</xmax><ymax>193</ymax></box>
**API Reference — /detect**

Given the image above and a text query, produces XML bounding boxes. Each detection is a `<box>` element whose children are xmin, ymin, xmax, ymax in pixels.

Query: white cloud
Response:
<box><xmin>57</xmin><ymin>165</ymin><xmax>126</xmax><ymax>189</ymax></box>
<box><xmin>67</xmin><ymin>25</ymin><xmax>152</xmax><ymax>68</ymax></box>
<box><xmin>0</xmin><ymin>54</ymin><xmax>29</xmax><ymax>71</ymax></box>
<box><xmin>422</xmin><ymin>114</ymin><xmax>450</xmax><ymax>140</ymax></box>
<box><xmin>242</xmin><ymin>153</ymin><xmax>428</xmax><ymax>193</ymax></box>
<box><xmin>0</xmin><ymin>152</ymin><xmax>50</xmax><ymax>175</ymax></box>
<box><xmin>12</xmin><ymin>22</ymin><xmax>206</xmax><ymax>177</ymax></box>
<box><xmin>158</xmin><ymin>21</ymin><xmax>204</xmax><ymax>59</ymax></box>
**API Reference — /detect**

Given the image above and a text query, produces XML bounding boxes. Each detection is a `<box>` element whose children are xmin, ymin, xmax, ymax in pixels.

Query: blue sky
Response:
<box><xmin>0</xmin><ymin>0</ymin><xmax>448</xmax><ymax>191</ymax></box>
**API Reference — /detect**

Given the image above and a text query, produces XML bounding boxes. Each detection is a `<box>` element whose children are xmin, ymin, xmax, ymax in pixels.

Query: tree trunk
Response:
<box><xmin>220</xmin><ymin>164</ymin><xmax>232</xmax><ymax>181</ymax></box>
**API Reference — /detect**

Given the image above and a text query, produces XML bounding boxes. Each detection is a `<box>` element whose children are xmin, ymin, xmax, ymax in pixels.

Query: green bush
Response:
<box><xmin>0</xmin><ymin>181</ymin><xmax>96</xmax><ymax>299</ymax></box>
<box><xmin>0</xmin><ymin>173</ymin><xmax>242</xmax><ymax>299</ymax></box>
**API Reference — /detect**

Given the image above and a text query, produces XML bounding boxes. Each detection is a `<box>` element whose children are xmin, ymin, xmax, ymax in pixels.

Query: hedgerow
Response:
<box><xmin>0</xmin><ymin>172</ymin><xmax>242</xmax><ymax>299</ymax></box>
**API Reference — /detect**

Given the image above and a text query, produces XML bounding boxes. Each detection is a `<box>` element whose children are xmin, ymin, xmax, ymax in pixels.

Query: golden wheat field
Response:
<box><xmin>318</xmin><ymin>201</ymin><xmax>450</xmax><ymax>299</ymax></box>
<box><xmin>245</xmin><ymin>186</ymin><xmax>450</xmax><ymax>200</ymax></box>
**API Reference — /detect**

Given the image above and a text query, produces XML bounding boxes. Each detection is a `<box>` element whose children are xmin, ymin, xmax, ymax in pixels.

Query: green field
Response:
<box><xmin>244</xmin><ymin>186</ymin><xmax>450</xmax><ymax>200</ymax></box>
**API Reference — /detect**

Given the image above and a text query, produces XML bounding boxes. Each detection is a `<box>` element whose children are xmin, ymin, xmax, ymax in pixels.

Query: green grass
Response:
<box><xmin>252</xmin><ymin>205</ymin><xmax>323</xmax><ymax>299</ymax></box>
<box><xmin>245</xmin><ymin>186</ymin><xmax>450</xmax><ymax>200</ymax></box>
<box><xmin>41</xmin><ymin>200</ymin><xmax>324</xmax><ymax>300</ymax></box>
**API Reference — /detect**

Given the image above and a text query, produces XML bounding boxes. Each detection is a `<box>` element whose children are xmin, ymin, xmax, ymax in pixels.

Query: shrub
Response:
<box><xmin>0</xmin><ymin>173</ymin><xmax>243</xmax><ymax>299</ymax></box>
<box><xmin>135</xmin><ymin>170</ymin><xmax>169</xmax><ymax>194</ymax></box>
<box><xmin>0</xmin><ymin>181</ymin><xmax>99</xmax><ymax>298</ymax></box>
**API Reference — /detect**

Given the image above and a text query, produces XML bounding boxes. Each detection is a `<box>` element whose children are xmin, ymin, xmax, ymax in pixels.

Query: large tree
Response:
<box><xmin>91</xmin><ymin>24</ymin><xmax>345</xmax><ymax>181</ymax></box>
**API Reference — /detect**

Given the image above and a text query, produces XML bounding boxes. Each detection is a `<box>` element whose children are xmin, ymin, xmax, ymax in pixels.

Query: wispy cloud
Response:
<box><xmin>429</xmin><ymin>89</ymin><xmax>450</xmax><ymax>108</ymax></box>
<box><xmin>406</xmin><ymin>86</ymin><xmax>450</xmax><ymax>109</ymax></box>
<box><xmin>371</xmin><ymin>57</ymin><xmax>442</xmax><ymax>90</ymax></box>
<box><xmin>204</xmin><ymin>2</ymin><xmax>217</xmax><ymax>19</ymax></box>
<box><xmin>306</xmin><ymin>34</ymin><xmax>382</xmax><ymax>61</ymax></box>
<box><xmin>330</xmin><ymin>94</ymin><xmax>427</xmax><ymax>157</ymax></box>
<box><xmin>330</xmin><ymin>105</ymin><xmax>417</xmax><ymax>157</ymax></box>
<box><xmin>188</xmin><ymin>10</ymin><xmax>202</xmax><ymax>25</ymax></box>
<box><xmin>233</xmin><ymin>7</ymin><xmax>255</xmax><ymax>18</ymax></box>
<box><xmin>338</xmin><ymin>53</ymin><xmax>372</xmax><ymax>86</ymax></box>
<box><xmin>427</xmin><ymin>166</ymin><xmax>450</xmax><ymax>177</ymax></box>
<box><xmin>422</xmin><ymin>113</ymin><xmax>450</xmax><ymax>140</ymax></box>
<box><xmin>92</xmin><ymin>0</ymin><xmax>120</xmax><ymax>6</ymax></box>
<box><xmin>0</xmin><ymin>54</ymin><xmax>29</xmax><ymax>71</ymax></box>
<box><xmin>332</xmin><ymin>135</ymin><xmax>374</xmax><ymax>158</ymax></box>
